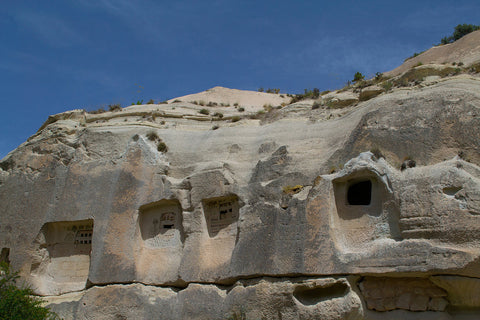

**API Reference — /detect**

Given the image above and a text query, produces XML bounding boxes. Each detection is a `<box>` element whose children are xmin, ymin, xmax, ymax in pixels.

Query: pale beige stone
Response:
<box><xmin>1</xmin><ymin>36</ymin><xmax>480</xmax><ymax>319</ymax></box>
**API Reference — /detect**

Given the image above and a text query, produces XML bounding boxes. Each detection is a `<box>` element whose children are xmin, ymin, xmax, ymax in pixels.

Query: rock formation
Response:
<box><xmin>1</xmin><ymin>31</ymin><xmax>480</xmax><ymax>319</ymax></box>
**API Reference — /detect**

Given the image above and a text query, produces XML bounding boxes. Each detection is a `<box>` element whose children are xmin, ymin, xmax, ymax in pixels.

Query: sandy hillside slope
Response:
<box><xmin>386</xmin><ymin>29</ymin><xmax>480</xmax><ymax>77</ymax></box>
<box><xmin>167</xmin><ymin>86</ymin><xmax>291</xmax><ymax>108</ymax></box>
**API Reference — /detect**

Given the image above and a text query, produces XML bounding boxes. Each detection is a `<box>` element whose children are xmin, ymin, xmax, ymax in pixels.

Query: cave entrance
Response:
<box><xmin>31</xmin><ymin>219</ymin><xmax>94</xmax><ymax>295</ymax></box>
<box><xmin>139</xmin><ymin>199</ymin><xmax>183</xmax><ymax>248</ymax></box>
<box><xmin>333</xmin><ymin>171</ymin><xmax>384</xmax><ymax>220</ymax></box>
<box><xmin>347</xmin><ymin>180</ymin><xmax>372</xmax><ymax>205</ymax></box>
<box><xmin>203</xmin><ymin>195</ymin><xmax>239</xmax><ymax>237</ymax></box>
<box><xmin>331</xmin><ymin>168</ymin><xmax>402</xmax><ymax>250</ymax></box>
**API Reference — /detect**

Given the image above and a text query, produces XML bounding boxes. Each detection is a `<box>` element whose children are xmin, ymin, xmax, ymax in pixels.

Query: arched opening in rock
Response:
<box><xmin>202</xmin><ymin>195</ymin><xmax>239</xmax><ymax>237</ymax></box>
<box><xmin>347</xmin><ymin>180</ymin><xmax>372</xmax><ymax>205</ymax></box>
<box><xmin>331</xmin><ymin>169</ymin><xmax>401</xmax><ymax>250</ymax></box>
<box><xmin>293</xmin><ymin>282</ymin><xmax>349</xmax><ymax>305</ymax></box>
<box><xmin>333</xmin><ymin>173</ymin><xmax>383</xmax><ymax>220</ymax></box>
<box><xmin>139</xmin><ymin>199</ymin><xmax>184</xmax><ymax>248</ymax></box>
<box><xmin>31</xmin><ymin>219</ymin><xmax>94</xmax><ymax>295</ymax></box>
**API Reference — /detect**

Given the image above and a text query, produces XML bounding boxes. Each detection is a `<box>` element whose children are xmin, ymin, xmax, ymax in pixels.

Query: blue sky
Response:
<box><xmin>1</xmin><ymin>0</ymin><xmax>479</xmax><ymax>159</ymax></box>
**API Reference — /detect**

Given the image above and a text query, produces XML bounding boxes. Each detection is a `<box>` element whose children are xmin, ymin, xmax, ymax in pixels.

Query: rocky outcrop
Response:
<box><xmin>359</xmin><ymin>85</ymin><xmax>384</xmax><ymax>101</ymax></box>
<box><xmin>1</xmin><ymin>68</ymin><xmax>480</xmax><ymax>318</ymax></box>
<box><xmin>45</xmin><ymin>277</ymin><xmax>363</xmax><ymax>320</ymax></box>
<box><xmin>324</xmin><ymin>91</ymin><xmax>359</xmax><ymax>108</ymax></box>
<box><xmin>326</xmin><ymin>76</ymin><xmax>480</xmax><ymax>168</ymax></box>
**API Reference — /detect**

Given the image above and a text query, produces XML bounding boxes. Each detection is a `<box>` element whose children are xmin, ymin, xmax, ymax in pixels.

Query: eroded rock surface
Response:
<box><xmin>1</xmin><ymin>70</ymin><xmax>480</xmax><ymax>319</ymax></box>
<box><xmin>44</xmin><ymin>277</ymin><xmax>362</xmax><ymax>320</ymax></box>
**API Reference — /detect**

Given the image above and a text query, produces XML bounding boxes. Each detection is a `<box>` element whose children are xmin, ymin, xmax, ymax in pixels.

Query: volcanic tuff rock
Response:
<box><xmin>1</xmin><ymin>33</ymin><xmax>480</xmax><ymax>320</ymax></box>
<box><xmin>385</xmin><ymin>29</ymin><xmax>480</xmax><ymax>77</ymax></box>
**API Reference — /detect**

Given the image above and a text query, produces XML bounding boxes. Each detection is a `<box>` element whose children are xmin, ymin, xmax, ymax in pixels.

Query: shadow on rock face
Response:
<box><xmin>293</xmin><ymin>281</ymin><xmax>349</xmax><ymax>305</ymax></box>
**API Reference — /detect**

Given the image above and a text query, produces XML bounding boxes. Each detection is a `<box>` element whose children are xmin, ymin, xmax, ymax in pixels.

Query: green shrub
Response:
<box><xmin>441</xmin><ymin>24</ymin><xmax>480</xmax><ymax>44</ymax></box>
<box><xmin>146</xmin><ymin>99</ymin><xmax>155</xmax><ymax>104</ymax></box>
<box><xmin>248</xmin><ymin>110</ymin><xmax>266</xmax><ymax>119</ymax></box>
<box><xmin>89</xmin><ymin>107</ymin><xmax>106</xmax><ymax>114</ymax></box>
<box><xmin>108</xmin><ymin>104</ymin><xmax>122</xmax><ymax>112</ymax></box>
<box><xmin>231</xmin><ymin>116</ymin><xmax>241</xmax><ymax>122</ymax></box>
<box><xmin>453</xmin><ymin>24</ymin><xmax>479</xmax><ymax>40</ymax></box>
<box><xmin>0</xmin><ymin>263</ymin><xmax>59</xmax><ymax>320</ymax></box>
<box><xmin>452</xmin><ymin>23</ymin><xmax>480</xmax><ymax>41</ymax></box>
<box><xmin>304</xmin><ymin>88</ymin><xmax>320</xmax><ymax>99</ymax></box>
<box><xmin>265</xmin><ymin>88</ymin><xmax>280</xmax><ymax>94</ymax></box>
<box><xmin>312</xmin><ymin>102</ymin><xmax>321</xmax><ymax>110</ymax></box>
<box><xmin>381</xmin><ymin>81</ymin><xmax>393</xmax><ymax>92</ymax></box>
<box><xmin>285</xmin><ymin>88</ymin><xmax>321</xmax><ymax>103</ymax></box>
<box><xmin>146</xmin><ymin>131</ymin><xmax>159</xmax><ymax>141</ymax></box>
<box><xmin>199</xmin><ymin>109</ymin><xmax>209</xmax><ymax>115</ymax></box>
<box><xmin>213</xmin><ymin>112</ymin><xmax>223</xmax><ymax>118</ymax></box>
<box><xmin>470</xmin><ymin>62</ymin><xmax>480</xmax><ymax>73</ymax></box>
<box><xmin>238</xmin><ymin>107</ymin><xmax>245</xmax><ymax>112</ymax></box>
<box><xmin>440</xmin><ymin>36</ymin><xmax>450</xmax><ymax>45</ymax></box>
<box><xmin>157</xmin><ymin>141</ymin><xmax>168</xmax><ymax>152</ymax></box>
<box><xmin>400</xmin><ymin>156</ymin><xmax>416</xmax><ymax>171</ymax></box>
<box><xmin>289</xmin><ymin>95</ymin><xmax>300</xmax><ymax>103</ymax></box>
<box><xmin>212</xmin><ymin>125</ymin><xmax>219</xmax><ymax>130</ymax></box>
<box><xmin>370</xmin><ymin>147</ymin><xmax>384</xmax><ymax>160</ymax></box>
<box><xmin>353</xmin><ymin>72</ymin><xmax>365</xmax><ymax>83</ymax></box>
<box><xmin>394</xmin><ymin>65</ymin><xmax>456</xmax><ymax>87</ymax></box>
